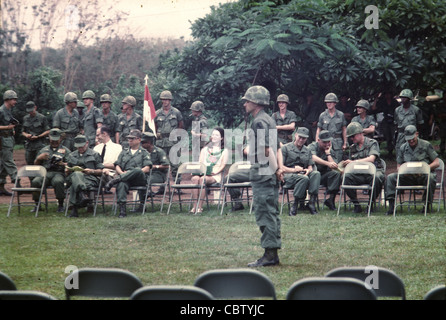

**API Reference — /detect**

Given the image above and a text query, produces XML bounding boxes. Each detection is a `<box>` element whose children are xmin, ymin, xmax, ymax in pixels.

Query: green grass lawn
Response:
<box><xmin>0</xmin><ymin>203</ymin><xmax>444</xmax><ymax>300</ymax></box>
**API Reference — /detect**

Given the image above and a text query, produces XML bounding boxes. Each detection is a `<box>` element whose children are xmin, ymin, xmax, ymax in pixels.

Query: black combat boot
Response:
<box><xmin>105</xmin><ymin>176</ymin><xmax>121</xmax><ymax>192</ymax></box>
<box><xmin>386</xmin><ymin>199</ymin><xmax>395</xmax><ymax>216</ymax></box>
<box><xmin>0</xmin><ymin>184</ymin><xmax>12</xmax><ymax>196</ymax></box>
<box><xmin>69</xmin><ymin>206</ymin><xmax>78</xmax><ymax>218</ymax></box>
<box><xmin>119</xmin><ymin>203</ymin><xmax>126</xmax><ymax>218</ymax></box>
<box><xmin>247</xmin><ymin>248</ymin><xmax>279</xmax><ymax>267</ymax></box>
<box><xmin>308</xmin><ymin>195</ymin><xmax>319</xmax><ymax>215</ymax></box>
<box><xmin>289</xmin><ymin>201</ymin><xmax>297</xmax><ymax>216</ymax></box>
<box><xmin>324</xmin><ymin>193</ymin><xmax>337</xmax><ymax>210</ymax></box>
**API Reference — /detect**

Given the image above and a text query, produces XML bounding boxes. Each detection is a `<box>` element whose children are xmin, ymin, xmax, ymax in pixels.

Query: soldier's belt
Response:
<box><xmin>0</xmin><ymin>130</ymin><xmax>13</xmax><ymax>137</ymax></box>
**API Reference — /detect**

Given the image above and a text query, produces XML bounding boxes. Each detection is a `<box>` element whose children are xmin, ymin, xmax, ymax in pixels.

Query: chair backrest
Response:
<box><xmin>16</xmin><ymin>165</ymin><xmax>47</xmax><ymax>179</ymax></box>
<box><xmin>130</xmin><ymin>285</ymin><xmax>214</xmax><ymax>300</ymax></box>
<box><xmin>0</xmin><ymin>290</ymin><xmax>57</xmax><ymax>300</ymax></box>
<box><xmin>325</xmin><ymin>266</ymin><xmax>406</xmax><ymax>299</ymax></box>
<box><xmin>64</xmin><ymin>268</ymin><xmax>143</xmax><ymax>299</ymax></box>
<box><xmin>176</xmin><ymin>162</ymin><xmax>207</xmax><ymax>181</ymax></box>
<box><xmin>286</xmin><ymin>277</ymin><xmax>377</xmax><ymax>300</ymax></box>
<box><xmin>0</xmin><ymin>271</ymin><xmax>17</xmax><ymax>290</ymax></box>
<box><xmin>194</xmin><ymin>268</ymin><xmax>276</xmax><ymax>299</ymax></box>
<box><xmin>227</xmin><ymin>161</ymin><xmax>251</xmax><ymax>178</ymax></box>
<box><xmin>436</xmin><ymin>159</ymin><xmax>444</xmax><ymax>186</ymax></box>
<box><xmin>343</xmin><ymin>161</ymin><xmax>376</xmax><ymax>176</ymax></box>
<box><xmin>423</xmin><ymin>285</ymin><xmax>446</xmax><ymax>300</ymax></box>
<box><xmin>397</xmin><ymin>161</ymin><xmax>431</xmax><ymax>176</ymax></box>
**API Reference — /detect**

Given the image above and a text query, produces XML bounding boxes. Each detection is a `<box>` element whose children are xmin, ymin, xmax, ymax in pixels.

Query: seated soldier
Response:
<box><xmin>340</xmin><ymin>122</ymin><xmax>385</xmax><ymax>213</ymax></box>
<box><xmin>308</xmin><ymin>130</ymin><xmax>341</xmax><ymax>210</ymax></box>
<box><xmin>32</xmin><ymin>128</ymin><xmax>70</xmax><ymax>213</ymax></box>
<box><xmin>277</xmin><ymin>127</ymin><xmax>321</xmax><ymax>215</ymax></box>
<box><xmin>105</xmin><ymin>129</ymin><xmax>153</xmax><ymax>217</ymax></box>
<box><xmin>66</xmin><ymin>135</ymin><xmax>104</xmax><ymax>217</ymax></box>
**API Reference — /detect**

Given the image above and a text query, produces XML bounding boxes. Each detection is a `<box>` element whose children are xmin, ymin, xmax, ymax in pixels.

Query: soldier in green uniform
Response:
<box><xmin>341</xmin><ymin>122</ymin><xmax>385</xmax><ymax>213</ymax></box>
<box><xmin>308</xmin><ymin>130</ymin><xmax>341</xmax><ymax>210</ymax></box>
<box><xmin>32</xmin><ymin>129</ymin><xmax>70</xmax><ymax>213</ymax></box>
<box><xmin>242</xmin><ymin>85</ymin><xmax>281</xmax><ymax>267</ymax></box>
<box><xmin>81</xmin><ymin>90</ymin><xmax>103</xmax><ymax>148</ymax></box>
<box><xmin>99</xmin><ymin>94</ymin><xmax>119</xmax><ymax>143</ymax></box>
<box><xmin>53</xmin><ymin>92</ymin><xmax>82</xmax><ymax>151</ymax></box>
<box><xmin>351</xmin><ymin>100</ymin><xmax>376</xmax><ymax>138</ymax></box>
<box><xmin>116</xmin><ymin>95</ymin><xmax>144</xmax><ymax>149</ymax></box>
<box><xmin>154</xmin><ymin>90</ymin><xmax>184</xmax><ymax>185</ymax></box>
<box><xmin>189</xmin><ymin>101</ymin><xmax>209</xmax><ymax>151</ymax></box>
<box><xmin>0</xmin><ymin>90</ymin><xmax>19</xmax><ymax>195</ymax></box>
<box><xmin>278</xmin><ymin>127</ymin><xmax>321</xmax><ymax>215</ymax></box>
<box><xmin>65</xmin><ymin>135</ymin><xmax>104</xmax><ymax>217</ymax></box>
<box><xmin>316</xmin><ymin>93</ymin><xmax>348</xmax><ymax>162</ymax></box>
<box><xmin>394</xmin><ymin>89</ymin><xmax>424</xmax><ymax>153</ymax></box>
<box><xmin>385</xmin><ymin>125</ymin><xmax>439</xmax><ymax>215</ymax></box>
<box><xmin>272</xmin><ymin>94</ymin><xmax>298</xmax><ymax>147</ymax></box>
<box><xmin>105</xmin><ymin>129</ymin><xmax>152</xmax><ymax>217</ymax></box>
<box><xmin>427</xmin><ymin>89</ymin><xmax>445</xmax><ymax>155</ymax></box>
<box><xmin>21</xmin><ymin>101</ymin><xmax>50</xmax><ymax>165</ymax></box>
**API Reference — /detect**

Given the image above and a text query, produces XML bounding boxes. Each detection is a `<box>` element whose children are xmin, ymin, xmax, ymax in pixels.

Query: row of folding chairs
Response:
<box><xmin>2</xmin><ymin>267</ymin><xmax>444</xmax><ymax>300</ymax></box>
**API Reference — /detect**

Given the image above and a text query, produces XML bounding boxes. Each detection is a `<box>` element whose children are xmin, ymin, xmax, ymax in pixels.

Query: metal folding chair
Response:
<box><xmin>433</xmin><ymin>159</ymin><xmax>445</xmax><ymax>212</ymax></box>
<box><xmin>146</xmin><ymin>166</ymin><xmax>171</xmax><ymax>213</ymax></box>
<box><xmin>220</xmin><ymin>161</ymin><xmax>253</xmax><ymax>215</ymax></box>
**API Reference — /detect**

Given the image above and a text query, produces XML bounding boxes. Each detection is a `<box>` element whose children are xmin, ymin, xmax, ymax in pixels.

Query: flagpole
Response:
<box><xmin>143</xmin><ymin>74</ymin><xmax>149</xmax><ymax>132</ymax></box>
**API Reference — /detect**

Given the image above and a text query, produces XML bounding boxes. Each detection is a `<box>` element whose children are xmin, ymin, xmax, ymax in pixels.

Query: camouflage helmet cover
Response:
<box><xmin>190</xmin><ymin>101</ymin><xmax>205</xmax><ymax>112</ymax></box>
<box><xmin>324</xmin><ymin>92</ymin><xmax>339</xmax><ymax>103</ymax></box>
<box><xmin>122</xmin><ymin>95</ymin><xmax>136</xmax><ymax>107</ymax></box>
<box><xmin>160</xmin><ymin>90</ymin><xmax>173</xmax><ymax>100</ymax></box>
<box><xmin>64</xmin><ymin>92</ymin><xmax>78</xmax><ymax>103</ymax></box>
<box><xmin>100</xmin><ymin>94</ymin><xmax>112</xmax><ymax>103</ymax></box>
<box><xmin>3</xmin><ymin>90</ymin><xmax>18</xmax><ymax>100</ymax></box>
<box><xmin>399</xmin><ymin>89</ymin><xmax>414</xmax><ymax>100</ymax></box>
<box><xmin>355</xmin><ymin>99</ymin><xmax>370</xmax><ymax>111</ymax></box>
<box><xmin>242</xmin><ymin>85</ymin><xmax>270</xmax><ymax>106</ymax></box>
<box><xmin>276</xmin><ymin>94</ymin><xmax>290</xmax><ymax>104</ymax></box>
<box><xmin>346</xmin><ymin>121</ymin><xmax>364</xmax><ymax>137</ymax></box>
<box><xmin>82</xmin><ymin>90</ymin><xmax>96</xmax><ymax>100</ymax></box>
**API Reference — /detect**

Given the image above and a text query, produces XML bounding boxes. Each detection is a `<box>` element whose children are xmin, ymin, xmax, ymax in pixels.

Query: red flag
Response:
<box><xmin>144</xmin><ymin>79</ymin><xmax>156</xmax><ymax>133</ymax></box>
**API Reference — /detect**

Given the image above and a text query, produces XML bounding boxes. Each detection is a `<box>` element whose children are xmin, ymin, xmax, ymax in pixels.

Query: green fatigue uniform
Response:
<box><xmin>317</xmin><ymin>109</ymin><xmax>347</xmax><ymax>162</ymax></box>
<box><xmin>247</xmin><ymin>109</ymin><xmax>281</xmax><ymax>250</ymax></box>
<box><xmin>434</xmin><ymin>96</ymin><xmax>446</xmax><ymax>155</ymax></box>
<box><xmin>191</xmin><ymin>113</ymin><xmax>209</xmax><ymax>148</ymax></box>
<box><xmin>351</xmin><ymin>114</ymin><xmax>376</xmax><ymax>138</ymax></box>
<box><xmin>386</xmin><ymin>135</ymin><xmax>438</xmax><ymax>205</ymax></box>
<box><xmin>344</xmin><ymin>137</ymin><xmax>385</xmax><ymax>202</ymax></box>
<box><xmin>308</xmin><ymin>141</ymin><xmax>341</xmax><ymax>195</ymax></box>
<box><xmin>0</xmin><ymin>104</ymin><xmax>18</xmax><ymax>185</ymax></box>
<box><xmin>101</xmin><ymin>110</ymin><xmax>119</xmax><ymax>142</ymax></box>
<box><xmin>300</xmin><ymin>99</ymin><xmax>322</xmax><ymax>144</ymax></box>
<box><xmin>114</xmin><ymin>146</ymin><xmax>153</xmax><ymax>204</ymax></box>
<box><xmin>22</xmin><ymin>112</ymin><xmax>50</xmax><ymax>165</ymax></box>
<box><xmin>53</xmin><ymin>107</ymin><xmax>82</xmax><ymax>151</ymax></box>
<box><xmin>138</xmin><ymin>145</ymin><xmax>169</xmax><ymax>201</ymax></box>
<box><xmin>272</xmin><ymin>109</ymin><xmax>298</xmax><ymax>145</ymax></box>
<box><xmin>394</xmin><ymin>104</ymin><xmax>423</xmax><ymax>153</ymax></box>
<box><xmin>117</xmin><ymin>112</ymin><xmax>143</xmax><ymax>149</ymax></box>
<box><xmin>32</xmin><ymin>144</ymin><xmax>70</xmax><ymax>204</ymax></box>
<box><xmin>281</xmin><ymin>142</ymin><xmax>321</xmax><ymax>202</ymax></box>
<box><xmin>66</xmin><ymin>146</ymin><xmax>103</xmax><ymax>207</ymax></box>
<box><xmin>82</xmin><ymin>106</ymin><xmax>103</xmax><ymax>148</ymax></box>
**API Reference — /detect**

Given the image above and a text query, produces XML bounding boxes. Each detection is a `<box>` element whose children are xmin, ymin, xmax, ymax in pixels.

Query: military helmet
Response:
<box><xmin>3</xmin><ymin>90</ymin><xmax>18</xmax><ymax>100</ymax></box>
<box><xmin>346</xmin><ymin>121</ymin><xmax>364</xmax><ymax>137</ymax></box>
<box><xmin>100</xmin><ymin>94</ymin><xmax>112</xmax><ymax>103</ymax></box>
<box><xmin>324</xmin><ymin>92</ymin><xmax>339</xmax><ymax>103</ymax></box>
<box><xmin>160</xmin><ymin>90</ymin><xmax>173</xmax><ymax>100</ymax></box>
<box><xmin>190</xmin><ymin>101</ymin><xmax>205</xmax><ymax>112</ymax></box>
<box><xmin>122</xmin><ymin>95</ymin><xmax>136</xmax><ymax>107</ymax></box>
<box><xmin>242</xmin><ymin>85</ymin><xmax>270</xmax><ymax>106</ymax></box>
<box><xmin>82</xmin><ymin>90</ymin><xmax>95</xmax><ymax>100</ymax></box>
<box><xmin>64</xmin><ymin>92</ymin><xmax>78</xmax><ymax>103</ymax></box>
<box><xmin>356</xmin><ymin>99</ymin><xmax>370</xmax><ymax>111</ymax></box>
<box><xmin>276</xmin><ymin>94</ymin><xmax>290</xmax><ymax>104</ymax></box>
<box><xmin>399</xmin><ymin>89</ymin><xmax>413</xmax><ymax>100</ymax></box>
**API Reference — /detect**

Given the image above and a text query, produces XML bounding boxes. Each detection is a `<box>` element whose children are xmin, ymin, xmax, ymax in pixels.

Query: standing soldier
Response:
<box><xmin>53</xmin><ymin>92</ymin><xmax>82</xmax><ymax>151</ymax></box>
<box><xmin>272</xmin><ymin>94</ymin><xmax>298</xmax><ymax>147</ymax></box>
<box><xmin>81</xmin><ymin>90</ymin><xmax>103</xmax><ymax>148</ymax></box>
<box><xmin>190</xmin><ymin>100</ymin><xmax>208</xmax><ymax>151</ymax></box>
<box><xmin>116</xmin><ymin>95</ymin><xmax>144</xmax><ymax>149</ymax></box>
<box><xmin>32</xmin><ymin>128</ymin><xmax>70</xmax><ymax>213</ymax></box>
<box><xmin>154</xmin><ymin>90</ymin><xmax>184</xmax><ymax>184</ymax></box>
<box><xmin>300</xmin><ymin>91</ymin><xmax>322</xmax><ymax>144</ymax></box>
<box><xmin>105</xmin><ymin>129</ymin><xmax>152</xmax><ymax>218</ymax></box>
<box><xmin>394</xmin><ymin>89</ymin><xmax>424</xmax><ymax>153</ymax></box>
<box><xmin>316</xmin><ymin>93</ymin><xmax>348</xmax><ymax>162</ymax></box>
<box><xmin>65</xmin><ymin>135</ymin><xmax>104</xmax><ymax>217</ymax></box>
<box><xmin>99</xmin><ymin>94</ymin><xmax>118</xmax><ymax>143</ymax></box>
<box><xmin>22</xmin><ymin>101</ymin><xmax>50</xmax><ymax>165</ymax></box>
<box><xmin>0</xmin><ymin>90</ymin><xmax>19</xmax><ymax>195</ymax></box>
<box><xmin>430</xmin><ymin>89</ymin><xmax>446</xmax><ymax>155</ymax></box>
<box><xmin>242</xmin><ymin>85</ymin><xmax>281</xmax><ymax>267</ymax></box>
<box><xmin>351</xmin><ymin>99</ymin><xmax>376</xmax><ymax>138</ymax></box>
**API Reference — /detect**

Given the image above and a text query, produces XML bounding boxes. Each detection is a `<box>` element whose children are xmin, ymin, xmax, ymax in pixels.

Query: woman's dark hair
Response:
<box><xmin>208</xmin><ymin>127</ymin><xmax>225</xmax><ymax>149</ymax></box>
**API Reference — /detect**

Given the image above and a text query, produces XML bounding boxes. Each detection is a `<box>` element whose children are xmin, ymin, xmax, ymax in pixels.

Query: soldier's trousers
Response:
<box><xmin>344</xmin><ymin>171</ymin><xmax>385</xmax><ymax>201</ymax></box>
<box><xmin>0</xmin><ymin>147</ymin><xmax>17</xmax><ymax>184</ymax></box>
<box><xmin>116</xmin><ymin>169</ymin><xmax>147</xmax><ymax>204</ymax></box>
<box><xmin>251</xmin><ymin>167</ymin><xmax>281</xmax><ymax>250</ymax></box>
<box><xmin>138</xmin><ymin>170</ymin><xmax>166</xmax><ymax>202</ymax></box>
<box><xmin>283</xmin><ymin>171</ymin><xmax>321</xmax><ymax>200</ymax></box>
<box><xmin>320</xmin><ymin>170</ymin><xmax>341</xmax><ymax>194</ymax></box>
<box><xmin>385</xmin><ymin>172</ymin><xmax>437</xmax><ymax>203</ymax></box>
<box><xmin>32</xmin><ymin>171</ymin><xmax>66</xmax><ymax>201</ymax></box>
<box><xmin>66</xmin><ymin>172</ymin><xmax>99</xmax><ymax>206</ymax></box>
<box><xmin>225</xmin><ymin>170</ymin><xmax>250</xmax><ymax>200</ymax></box>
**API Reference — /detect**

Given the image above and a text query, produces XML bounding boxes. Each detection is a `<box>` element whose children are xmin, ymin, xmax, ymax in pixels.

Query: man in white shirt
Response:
<box><xmin>94</xmin><ymin>126</ymin><xmax>122</xmax><ymax>183</ymax></box>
